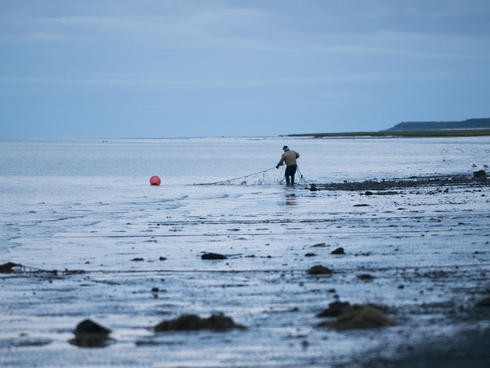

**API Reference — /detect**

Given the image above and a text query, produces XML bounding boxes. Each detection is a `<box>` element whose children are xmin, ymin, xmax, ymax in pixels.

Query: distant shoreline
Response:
<box><xmin>285</xmin><ymin>129</ymin><xmax>490</xmax><ymax>138</ymax></box>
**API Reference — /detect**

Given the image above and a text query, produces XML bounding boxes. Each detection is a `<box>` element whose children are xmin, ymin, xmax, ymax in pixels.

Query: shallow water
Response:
<box><xmin>0</xmin><ymin>137</ymin><xmax>489</xmax><ymax>367</ymax></box>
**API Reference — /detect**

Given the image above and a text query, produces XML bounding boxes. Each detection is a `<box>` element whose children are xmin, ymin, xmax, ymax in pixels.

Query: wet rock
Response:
<box><xmin>201</xmin><ymin>252</ymin><xmax>227</xmax><ymax>260</ymax></box>
<box><xmin>309</xmin><ymin>184</ymin><xmax>318</xmax><ymax>191</ymax></box>
<box><xmin>317</xmin><ymin>301</ymin><xmax>351</xmax><ymax>318</ymax></box>
<box><xmin>357</xmin><ymin>273</ymin><xmax>375</xmax><ymax>281</ymax></box>
<box><xmin>318</xmin><ymin>305</ymin><xmax>395</xmax><ymax>330</ymax></box>
<box><xmin>476</xmin><ymin>297</ymin><xmax>490</xmax><ymax>307</ymax></box>
<box><xmin>354</xmin><ymin>203</ymin><xmax>370</xmax><ymax>207</ymax></box>
<box><xmin>70</xmin><ymin>319</ymin><xmax>111</xmax><ymax>348</ymax></box>
<box><xmin>307</xmin><ymin>265</ymin><xmax>333</xmax><ymax>275</ymax></box>
<box><xmin>473</xmin><ymin>170</ymin><xmax>487</xmax><ymax>180</ymax></box>
<box><xmin>159</xmin><ymin>256</ymin><xmax>167</xmax><ymax>261</ymax></box>
<box><xmin>331</xmin><ymin>247</ymin><xmax>345</xmax><ymax>255</ymax></box>
<box><xmin>304</xmin><ymin>253</ymin><xmax>316</xmax><ymax>257</ymax></box>
<box><xmin>311</xmin><ymin>242</ymin><xmax>328</xmax><ymax>248</ymax></box>
<box><xmin>131</xmin><ymin>257</ymin><xmax>144</xmax><ymax>262</ymax></box>
<box><xmin>0</xmin><ymin>262</ymin><xmax>22</xmax><ymax>273</ymax></box>
<box><xmin>364</xmin><ymin>191</ymin><xmax>374</xmax><ymax>196</ymax></box>
<box><xmin>154</xmin><ymin>313</ymin><xmax>244</xmax><ymax>332</ymax></box>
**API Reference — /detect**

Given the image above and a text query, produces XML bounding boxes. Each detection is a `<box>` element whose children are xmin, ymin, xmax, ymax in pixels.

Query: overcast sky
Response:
<box><xmin>1</xmin><ymin>0</ymin><xmax>490</xmax><ymax>138</ymax></box>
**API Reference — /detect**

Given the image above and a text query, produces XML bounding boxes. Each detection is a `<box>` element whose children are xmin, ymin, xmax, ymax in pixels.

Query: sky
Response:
<box><xmin>1</xmin><ymin>0</ymin><xmax>490</xmax><ymax>138</ymax></box>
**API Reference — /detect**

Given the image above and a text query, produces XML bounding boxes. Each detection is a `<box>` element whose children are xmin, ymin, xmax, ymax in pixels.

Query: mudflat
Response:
<box><xmin>1</xmin><ymin>174</ymin><xmax>489</xmax><ymax>367</ymax></box>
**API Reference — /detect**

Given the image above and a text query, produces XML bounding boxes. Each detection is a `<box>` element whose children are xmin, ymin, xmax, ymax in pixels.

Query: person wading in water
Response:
<box><xmin>276</xmin><ymin>146</ymin><xmax>300</xmax><ymax>186</ymax></box>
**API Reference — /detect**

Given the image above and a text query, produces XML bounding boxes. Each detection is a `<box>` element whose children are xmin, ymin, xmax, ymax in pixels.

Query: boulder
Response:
<box><xmin>70</xmin><ymin>319</ymin><xmax>111</xmax><ymax>348</ymax></box>
<box><xmin>357</xmin><ymin>273</ymin><xmax>375</xmax><ymax>281</ymax></box>
<box><xmin>473</xmin><ymin>170</ymin><xmax>487</xmax><ymax>180</ymax></box>
<box><xmin>316</xmin><ymin>301</ymin><xmax>351</xmax><ymax>318</ymax></box>
<box><xmin>154</xmin><ymin>313</ymin><xmax>244</xmax><ymax>332</ymax></box>
<box><xmin>307</xmin><ymin>265</ymin><xmax>333</xmax><ymax>275</ymax></box>
<box><xmin>331</xmin><ymin>247</ymin><xmax>345</xmax><ymax>255</ymax></box>
<box><xmin>0</xmin><ymin>262</ymin><xmax>21</xmax><ymax>273</ymax></box>
<box><xmin>319</xmin><ymin>305</ymin><xmax>395</xmax><ymax>329</ymax></box>
<box><xmin>201</xmin><ymin>252</ymin><xmax>227</xmax><ymax>260</ymax></box>
<box><xmin>476</xmin><ymin>297</ymin><xmax>490</xmax><ymax>307</ymax></box>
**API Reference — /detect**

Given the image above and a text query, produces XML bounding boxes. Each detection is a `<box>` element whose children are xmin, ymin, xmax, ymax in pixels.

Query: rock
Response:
<box><xmin>473</xmin><ymin>170</ymin><xmax>487</xmax><ymax>180</ymax></box>
<box><xmin>316</xmin><ymin>301</ymin><xmax>351</xmax><ymax>318</ymax></box>
<box><xmin>357</xmin><ymin>273</ymin><xmax>375</xmax><ymax>281</ymax></box>
<box><xmin>309</xmin><ymin>184</ymin><xmax>318</xmax><ymax>191</ymax></box>
<box><xmin>476</xmin><ymin>297</ymin><xmax>490</xmax><ymax>307</ymax></box>
<box><xmin>154</xmin><ymin>313</ymin><xmax>244</xmax><ymax>332</ymax></box>
<box><xmin>159</xmin><ymin>257</ymin><xmax>167</xmax><ymax>261</ymax></box>
<box><xmin>307</xmin><ymin>265</ymin><xmax>333</xmax><ymax>275</ymax></box>
<box><xmin>331</xmin><ymin>247</ymin><xmax>345</xmax><ymax>255</ymax></box>
<box><xmin>319</xmin><ymin>305</ymin><xmax>395</xmax><ymax>329</ymax></box>
<box><xmin>201</xmin><ymin>252</ymin><xmax>227</xmax><ymax>260</ymax></box>
<box><xmin>364</xmin><ymin>191</ymin><xmax>374</xmax><ymax>196</ymax></box>
<box><xmin>70</xmin><ymin>319</ymin><xmax>111</xmax><ymax>347</ymax></box>
<box><xmin>131</xmin><ymin>257</ymin><xmax>144</xmax><ymax>262</ymax></box>
<box><xmin>311</xmin><ymin>242</ymin><xmax>328</xmax><ymax>248</ymax></box>
<box><xmin>304</xmin><ymin>253</ymin><xmax>316</xmax><ymax>257</ymax></box>
<box><xmin>0</xmin><ymin>262</ymin><xmax>22</xmax><ymax>273</ymax></box>
<box><xmin>354</xmin><ymin>204</ymin><xmax>370</xmax><ymax>207</ymax></box>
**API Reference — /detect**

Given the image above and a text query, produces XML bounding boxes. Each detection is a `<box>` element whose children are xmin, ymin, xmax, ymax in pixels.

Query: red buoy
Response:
<box><xmin>150</xmin><ymin>176</ymin><xmax>161</xmax><ymax>186</ymax></box>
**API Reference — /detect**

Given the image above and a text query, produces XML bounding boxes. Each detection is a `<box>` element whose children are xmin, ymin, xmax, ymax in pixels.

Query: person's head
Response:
<box><xmin>282</xmin><ymin>145</ymin><xmax>289</xmax><ymax>151</ymax></box>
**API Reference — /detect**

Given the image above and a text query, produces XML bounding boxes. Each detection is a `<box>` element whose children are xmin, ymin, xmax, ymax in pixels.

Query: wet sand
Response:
<box><xmin>1</xmin><ymin>174</ymin><xmax>489</xmax><ymax>367</ymax></box>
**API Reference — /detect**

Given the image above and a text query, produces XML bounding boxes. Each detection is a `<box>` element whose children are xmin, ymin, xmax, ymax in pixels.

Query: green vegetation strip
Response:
<box><xmin>286</xmin><ymin>129</ymin><xmax>490</xmax><ymax>138</ymax></box>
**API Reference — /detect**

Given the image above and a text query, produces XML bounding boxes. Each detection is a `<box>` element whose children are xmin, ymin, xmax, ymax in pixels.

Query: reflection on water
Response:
<box><xmin>285</xmin><ymin>193</ymin><xmax>297</xmax><ymax>206</ymax></box>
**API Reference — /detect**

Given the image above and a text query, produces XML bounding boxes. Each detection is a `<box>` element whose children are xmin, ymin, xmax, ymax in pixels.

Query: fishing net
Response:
<box><xmin>193</xmin><ymin>167</ymin><xmax>309</xmax><ymax>186</ymax></box>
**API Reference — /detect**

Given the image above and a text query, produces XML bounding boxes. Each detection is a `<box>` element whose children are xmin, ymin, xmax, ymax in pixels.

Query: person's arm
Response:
<box><xmin>295</xmin><ymin>152</ymin><xmax>300</xmax><ymax>159</ymax></box>
<box><xmin>276</xmin><ymin>154</ymin><xmax>285</xmax><ymax>168</ymax></box>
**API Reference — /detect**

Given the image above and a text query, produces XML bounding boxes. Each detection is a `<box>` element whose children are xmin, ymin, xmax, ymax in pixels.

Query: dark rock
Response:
<box><xmin>311</xmin><ymin>242</ymin><xmax>328</xmax><ymax>248</ymax></box>
<box><xmin>476</xmin><ymin>297</ymin><xmax>490</xmax><ymax>307</ymax></box>
<box><xmin>318</xmin><ymin>305</ymin><xmax>396</xmax><ymax>329</ymax></box>
<box><xmin>70</xmin><ymin>319</ymin><xmax>111</xmax><ymax>348</ymax></box>
<box><xmin>201</xmin><ymin>252</ymin><xmax>227</xmax><ymax>260</ymax></box>
<box><xmin>354</xmin><ymin>204</ymin><xmax>370</xmax><ymax>207</ymax></box>
<box><xmin>309</xmin><ymin>184</ymin><xmax>318</xmax><ymax>191</ymax></box>
<box><xmin>74</xmin><ymin>319</ymin><xmax>111</xmax><ymax>335</ymax></box>
<box><xmin>159</xmin><ymin>257</ymin><xmax>167</xmax><ymax>261</ymax></box>
<box><xmin>304</xmin><ymin>253</ymin><xmax>316</xmax><ymax>257</ymax></box>
<box><xmin>307</xmin><ymin>265</ymin><xmax>333</xmax><ymax>275</ymax></box>
<box><xmin>331</xmin><ymin>247</ymin><xmax>345</xmax><ymax>255</ymax></box>
<box><xmin>473</xmin><ymin>170</ymin><xmax>487</xmax><ymax>180</ymax></box>
<box><xmin>131</xmin><ymin>257</ymin><xmax>144</xmax><ymax>262</ymax></box>
<box><xmin>317</xmin><ymin>301</ymin><xmax>351</xmax><ymax>318</ymax></box>
<box><xmin>364</xmin><ymin>191</ymin><xmax>374</xmax><ymax>196</ymax></box>
<box><xmin>357</xmin><ymin>273</ymin><xmax>375</xmax><ymax>281</ymax></box>
<box><xmin>154</xmin><ymin>313</ymin><xmax>245</xmax><ymax>332</ymax></box>
<box><xmin>0</xmin><ymin>262</ymin><xmax>22</xmax><ymax>273</ymax></box>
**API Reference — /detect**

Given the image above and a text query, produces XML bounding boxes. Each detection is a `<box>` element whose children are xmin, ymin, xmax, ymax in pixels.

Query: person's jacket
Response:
<box><xmin>277</xmin><ymin>150</ymin><xmax>299</xmax><ymax>167</ymax></box>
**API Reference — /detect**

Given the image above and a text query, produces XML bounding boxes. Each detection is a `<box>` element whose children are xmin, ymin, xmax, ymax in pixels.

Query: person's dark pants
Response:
<box><xmin>285</xmin><ymin>164</ymin><xmax>297</xmax><ymax>186</ymax></box>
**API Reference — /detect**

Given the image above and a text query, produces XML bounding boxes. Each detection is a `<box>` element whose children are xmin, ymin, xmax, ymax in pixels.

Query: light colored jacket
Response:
<box><xmin>278</xmin><ymin>149</ymin><xmax>299</xmax><ymax>166</ymax></box>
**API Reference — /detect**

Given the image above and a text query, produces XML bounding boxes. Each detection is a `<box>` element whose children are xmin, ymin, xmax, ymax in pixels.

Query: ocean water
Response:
<box><xmin>0</xmin><ymin>137</ymin><xmax>489</xmax><ymax>367</ymax></box>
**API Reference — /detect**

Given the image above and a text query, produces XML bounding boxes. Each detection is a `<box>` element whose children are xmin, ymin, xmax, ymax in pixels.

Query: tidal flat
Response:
<box><xmin>1</xmin><ymin>176</ymin><xmax>489</xmax><ymax>367</ymax></box>
<box><xmin>1</xmin><ymin>138</ymin><xmax>489</xmax><ymax>367</ymax></box>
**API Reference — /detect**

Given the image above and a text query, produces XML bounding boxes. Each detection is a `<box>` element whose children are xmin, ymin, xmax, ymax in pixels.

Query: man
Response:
<box><xmin>276</xmin><ymin>145</ymin><xmax>300</xmax><ymax>186</ymax></box>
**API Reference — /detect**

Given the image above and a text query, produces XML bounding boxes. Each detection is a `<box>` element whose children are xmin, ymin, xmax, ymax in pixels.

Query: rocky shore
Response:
<box><xmin>309</xmin><ymin>171</ymin><xmax>488</xmax><ymax>192</ymax></box>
